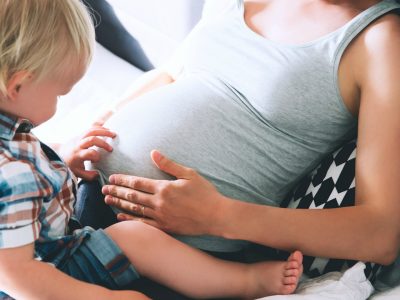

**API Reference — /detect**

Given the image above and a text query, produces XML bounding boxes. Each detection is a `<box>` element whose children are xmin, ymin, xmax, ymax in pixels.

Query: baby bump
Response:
<box><xmin>92</xmin><ymin>75</ymin><xmax>279</xmax><ymax>205</ymax></box>
<box><xmin>91</xmin><ymin>76</ymin><xmax>284</xmax><ymax>251</ymax></box>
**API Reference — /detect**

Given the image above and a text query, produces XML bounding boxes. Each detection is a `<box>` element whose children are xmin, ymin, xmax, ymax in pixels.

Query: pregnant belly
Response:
<box><xmin>94</xmin><ymin>76</ymin><xmax>281</xmax><ymax>205</ymax></box>
<box><xmin>92</xmin><ymin>76</ymin><xmax>284</xmax><ymax>251</ymax></box>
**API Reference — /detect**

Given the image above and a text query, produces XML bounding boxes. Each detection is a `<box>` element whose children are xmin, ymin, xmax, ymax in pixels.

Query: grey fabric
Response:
<box><xmin>92</xmin><ymin>0</ymin><xmax>400</xmax><ymax>252</ymax></box>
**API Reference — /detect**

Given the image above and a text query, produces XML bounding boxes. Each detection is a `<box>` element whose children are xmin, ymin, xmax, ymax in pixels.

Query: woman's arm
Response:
<box><xmin>0</xmin><ymin>243</ymin><xmax>149</xmax><ymax>300</ymax></box>
<box><xmin>113</xmin><ymin>69</ymin><xmax>176</xmax><ymax>110</ymax></box>
<box><xmin>102</xmin><ymin>15</ymin><xmax>400</xmax><ymax>266</ymax></box>
<box><xmin>103</xmin><ymin>144</ymin><xmax>397</xmax><ymax>266</ymax></box>
<box><xmin>94</xmin><ymin>68</ymin><xmax>175</xmax><ymax>125</ymax></box>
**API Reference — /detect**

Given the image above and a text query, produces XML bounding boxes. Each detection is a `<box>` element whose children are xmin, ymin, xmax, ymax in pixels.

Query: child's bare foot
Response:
<box><xmin>245</xmin><ymin>250</ymin><xmax>303</xmax><ymax>299</ymax></box>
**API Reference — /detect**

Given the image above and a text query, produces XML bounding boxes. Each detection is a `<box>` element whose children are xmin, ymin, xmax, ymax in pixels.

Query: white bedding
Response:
<box><xmin>259</xmin><ymin>262</ymin><xmax>374</xmax><ymax>300</ymax></box>
<box><xmin>371</xmin><ymin>286</ymin><xmax>400</xmax><ymax>300</ymax></box>
<box><xmin>259</xmin><ymin>262</ymin><xmax>400</xmax><ymax>300</ymax></box>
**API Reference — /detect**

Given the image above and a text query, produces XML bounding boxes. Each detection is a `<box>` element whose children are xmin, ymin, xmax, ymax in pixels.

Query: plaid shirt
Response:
<box><xmin>0</xmin><ymin>112</ymin><xmax>83</xmax><ymax>262</ymax></box>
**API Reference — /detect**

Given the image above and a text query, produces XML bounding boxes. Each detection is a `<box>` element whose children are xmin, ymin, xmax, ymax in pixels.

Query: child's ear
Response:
<box><xmin>6</xmin><ymin>71</ymin><xmax>31</xmax><ymax>101</ymax></box>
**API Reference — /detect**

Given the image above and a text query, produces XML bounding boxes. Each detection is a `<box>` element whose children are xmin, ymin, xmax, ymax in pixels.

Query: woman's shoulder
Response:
<box><xmin>362</xmin><ymin>12</ymin><xmax>400</xmax><ymax>43</ymax></box>
<box><xmin>348</xmin><ymin>12</ymin><xmax>400</xmax><ymax>74</ymax></box>
<box><xmin>357</xmin><ymin>12</ymin><xmax>400</xmax><ymax>68</ymax></box>
<box><xmin>349</xmin><ymin>12</ymin><xmax>400</xmax><ymax>110</ymax></box>
<box><xmin>337</xmin><ymin>12</ymin><xmax>400</xmax><ymax>118</ymax></box>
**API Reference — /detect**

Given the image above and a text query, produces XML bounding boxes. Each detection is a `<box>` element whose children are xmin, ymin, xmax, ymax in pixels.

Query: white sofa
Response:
<box><xmin>34</xmin><ymin>1</ymin><xmax>400</xmax><ymax>299</ymax></box>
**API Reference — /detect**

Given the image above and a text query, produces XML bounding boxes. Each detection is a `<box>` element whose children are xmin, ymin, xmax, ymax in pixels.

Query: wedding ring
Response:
<box><xmin>140</xmin><ymin>205</ymin><xmax>145</xmax><ymax>217</ymax></box>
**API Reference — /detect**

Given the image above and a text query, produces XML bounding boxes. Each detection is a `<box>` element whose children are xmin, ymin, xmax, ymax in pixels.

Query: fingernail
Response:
<box><xmin>102</xmin><ymin>186</ymin><xmax>108</xmax><ymax>194</ymax></box>
<box><xmin>104</xmin><ymin>195</ymin><xmax>112</xmax><ymax>204</ymax></box>
<box><xmin>152</xmin><ymin>150</ymin><xmax>162</xmax><ymax>161</ymax></box>
<box><xmin>109</xmin><ymin>175</ymin><xmax>115</xmax><ymax>183</ymax></box>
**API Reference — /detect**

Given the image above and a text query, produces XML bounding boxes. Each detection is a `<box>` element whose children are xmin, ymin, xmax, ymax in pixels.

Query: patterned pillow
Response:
<box><xmin>279</xmin><ymin>139</ymin><xmax>382</xmax><ymax>282</ymax></box>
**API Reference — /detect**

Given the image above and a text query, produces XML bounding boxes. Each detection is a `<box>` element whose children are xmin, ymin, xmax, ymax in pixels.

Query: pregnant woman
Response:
<box><xmin>71</xmin><ymin>0</ymin><xmax>400</xmax><ymax>298</ymax></box>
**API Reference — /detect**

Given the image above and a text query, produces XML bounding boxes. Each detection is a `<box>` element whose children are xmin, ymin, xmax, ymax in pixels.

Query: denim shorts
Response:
<box><xmin>58</xmin><ymin>227</ymin><xmax>139</xmax><ymax>289</ymax></box>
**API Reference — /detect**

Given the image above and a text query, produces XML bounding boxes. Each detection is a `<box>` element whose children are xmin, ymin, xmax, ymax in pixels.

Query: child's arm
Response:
<box><xmin>0</xmin><ymin>243</ymin><xmax>149</xmax><ymax>300</ymax></box>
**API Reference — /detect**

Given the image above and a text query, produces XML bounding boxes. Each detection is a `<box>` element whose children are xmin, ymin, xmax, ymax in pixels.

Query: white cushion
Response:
<box><xmin>106</xmin><ymin>0</ymin><xmax>205</xmax><ymax>66</ymax></box>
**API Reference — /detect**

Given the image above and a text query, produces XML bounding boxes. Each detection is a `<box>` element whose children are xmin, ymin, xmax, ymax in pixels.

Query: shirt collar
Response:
<box><xmin>0</xmin><ymin>111</ymin><xmax>33</xmax><ymax>140</ymax></box>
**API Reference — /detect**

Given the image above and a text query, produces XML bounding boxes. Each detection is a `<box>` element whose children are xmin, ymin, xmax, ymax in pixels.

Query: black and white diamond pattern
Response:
<box><xmin>279</xmin><ymin>139</ymin><xmax>382</xmax><ymax>282</ymax></box>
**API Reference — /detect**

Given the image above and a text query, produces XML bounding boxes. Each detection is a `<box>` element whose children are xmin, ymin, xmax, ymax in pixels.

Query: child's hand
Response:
<box><xmin>65</xmin><ymin>126</ymin><xmax>116</xmax><ymax>180</ymax></box>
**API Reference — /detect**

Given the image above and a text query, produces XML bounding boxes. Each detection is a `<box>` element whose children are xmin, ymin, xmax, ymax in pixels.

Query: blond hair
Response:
<box><xmin>0</xmin><ymin>0</ymin><xmax>95</xmax><ymax>95</ymax></box>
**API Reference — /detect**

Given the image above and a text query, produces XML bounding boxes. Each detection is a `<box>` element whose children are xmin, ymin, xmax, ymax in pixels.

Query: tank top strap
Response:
<box><xmin>334</xmin><ymin>0</ymin><xmax>400</xmax><ymax>60</ymax></box>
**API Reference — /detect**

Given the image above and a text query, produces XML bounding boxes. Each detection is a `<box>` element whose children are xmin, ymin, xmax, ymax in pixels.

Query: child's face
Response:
<box><xmin>14</xmin><ymin>63</ymin><xmax>87</xmax><ymax>126</ymax></box>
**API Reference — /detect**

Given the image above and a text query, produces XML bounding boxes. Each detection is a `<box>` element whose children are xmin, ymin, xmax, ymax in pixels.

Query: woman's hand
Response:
<box><xmin>102</xmin><ymin>150</ymin><xmax>227</xmax><ymax>235</ymax></box>
<box><xmin>64</xmin><ymin>126</ymin><xmax>116</xmax><ymax>180</ymax></box>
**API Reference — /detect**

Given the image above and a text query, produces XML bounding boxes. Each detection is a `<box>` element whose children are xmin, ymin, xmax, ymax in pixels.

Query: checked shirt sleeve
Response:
<box><xmin>0</xmin><ymin>160</ymin><xmax>43</xmax><ymax>249</ymax></box>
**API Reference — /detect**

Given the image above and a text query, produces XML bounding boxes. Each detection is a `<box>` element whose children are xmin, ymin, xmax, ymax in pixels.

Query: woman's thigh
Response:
<box><xmin>82</xmin><ymin>0</ymin><xmax>154</xmax><ymax>71</ymax></box>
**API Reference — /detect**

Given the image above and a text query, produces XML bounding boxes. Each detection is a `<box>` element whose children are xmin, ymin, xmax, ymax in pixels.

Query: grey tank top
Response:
<box><xmin>93</xmin><ymin>0</ymin><xmax>400</xmax><ymax>252</ymax></box>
